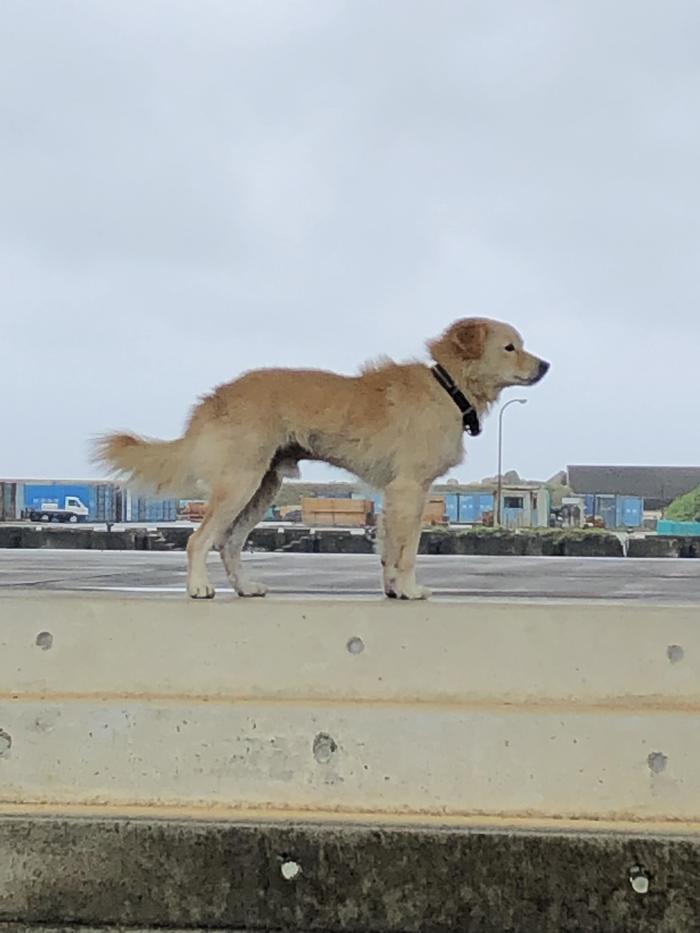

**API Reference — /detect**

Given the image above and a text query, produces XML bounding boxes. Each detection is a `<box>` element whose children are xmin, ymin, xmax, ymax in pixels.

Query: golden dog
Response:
<box><xmin>96</xmin><ymin>318</ymin><xmax>549</xmax><ymax>600</ymax></box>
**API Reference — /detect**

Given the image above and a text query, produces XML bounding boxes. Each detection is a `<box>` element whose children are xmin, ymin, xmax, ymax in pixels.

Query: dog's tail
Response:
<box><xmin>93</xmin><ymin>432</ymin><xmax>194</xmax><ymax>495</ymax></box>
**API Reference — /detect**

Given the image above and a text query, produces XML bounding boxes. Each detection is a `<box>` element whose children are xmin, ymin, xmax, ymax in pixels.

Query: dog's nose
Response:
<box><xmin>537</xmin><ymin>359</ymin><xmax>550</xmax><ymax>379</ymax></box>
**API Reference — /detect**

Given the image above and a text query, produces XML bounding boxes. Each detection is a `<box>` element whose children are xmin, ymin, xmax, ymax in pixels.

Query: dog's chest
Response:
<box><xmin>443</xmin><ymin>439</ymin><xmax>465</xmax><ymax>473</ymax></box>
<box><xmin>427</xmin><ymin>429</ymin><xmax>464</xmax><ymax>477</ymax></box>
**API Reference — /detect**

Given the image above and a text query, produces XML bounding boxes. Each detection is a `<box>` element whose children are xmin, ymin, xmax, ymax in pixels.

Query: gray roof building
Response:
<box><xmin>567</xmin><ymin>465</ymin><xmax>700</xmax><ymax>510</ymax></box>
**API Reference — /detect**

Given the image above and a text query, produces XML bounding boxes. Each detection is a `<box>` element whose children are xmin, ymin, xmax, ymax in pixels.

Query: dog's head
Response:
<box><xmin>429</xmin><ymin>318</ymin><xmax>550</xmax><ymax>396</ymax></box>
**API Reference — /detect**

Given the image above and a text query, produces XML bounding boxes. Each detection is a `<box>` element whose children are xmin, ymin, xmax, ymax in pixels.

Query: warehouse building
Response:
<box><xmin>567</xmin><ymin>465</ymin><xmax>700</xmax><ymax>528</ymax></box>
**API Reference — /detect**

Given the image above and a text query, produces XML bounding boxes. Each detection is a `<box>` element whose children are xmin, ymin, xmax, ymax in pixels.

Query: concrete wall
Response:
<box><xmin>1</xmin><ymin>593</ymin><xmax>700</xmax><ymax>930</ymax></box>
<box><xmin>0</xmin><ymin>593</ymin><xmax>699</xmax><ymax>827</ymax></box>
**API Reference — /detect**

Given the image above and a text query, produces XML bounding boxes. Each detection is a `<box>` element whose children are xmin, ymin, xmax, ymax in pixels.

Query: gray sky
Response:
<box><xmin>2</xmin><ymin>0</ymin><xmax>698</xmax><ymax>484</ymax></box>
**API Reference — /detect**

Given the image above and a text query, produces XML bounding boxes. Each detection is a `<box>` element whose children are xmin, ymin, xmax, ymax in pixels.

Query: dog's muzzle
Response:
<box><xmin>529</xmin><ymin>359</ymin><xmax>550</xmax><ymax>384</ymax></box>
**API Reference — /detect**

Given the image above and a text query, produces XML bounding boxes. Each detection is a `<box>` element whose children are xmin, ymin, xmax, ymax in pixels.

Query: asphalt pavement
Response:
<box><xmin>1</xmin><ymin>550</ymin><xmax>699</xmax><ymax>603</ymax></box>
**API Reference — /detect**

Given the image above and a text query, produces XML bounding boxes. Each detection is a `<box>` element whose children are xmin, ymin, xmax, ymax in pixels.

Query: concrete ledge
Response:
<box><xmin>3</xmin><ymin>524</ymin><xmax>700</xmax><ymax>559</ymax></box>
<box><xmin>0</xmin><ymin>595</ymin><xmax>699</xmax><ymax>824</ymax></box>
<box><xmin>2</xmin><ymin>595</ymin><xmax>700</xmax><ymax>930</ymax></box>
<box><xmin>6</xmin><ymin>525</ymin><xmax>690</xmax><ymax>559</ymax></box>
<box><xmin>628</xmin><ymin>536</ymin><xmax>700</xmax><ymax>558</ymax></box>
<box><xmin>0</xmin><ymin>817</ymin><xmax>699</xmax><ymax>931</ymax></box>
<box><xmin>0</xmin><ymin>526</ymin><xmax>157</xmax><ymax>551</ymax></box>
<box><xmin>419</xmin><ymin>528</ymin><xmax>625</xmax><ymax>557</ymax></box>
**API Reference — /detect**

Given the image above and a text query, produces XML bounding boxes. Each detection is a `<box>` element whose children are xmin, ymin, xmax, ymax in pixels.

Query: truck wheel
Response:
<box><xmin>68</xmin><ymin>514</ymin><xmax>78</xmax><ymax>523</ymax></box>
<box><xmin>40</xmin><ymin>513</ymin><xmax>50</xmax><ymax>522</ymax></box>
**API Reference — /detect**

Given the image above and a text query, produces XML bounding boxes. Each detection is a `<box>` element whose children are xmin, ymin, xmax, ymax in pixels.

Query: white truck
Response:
<box><xmin>27</xmin><ymin>496</ymin><xmax>89</xmax><ymax>523</ymax></box>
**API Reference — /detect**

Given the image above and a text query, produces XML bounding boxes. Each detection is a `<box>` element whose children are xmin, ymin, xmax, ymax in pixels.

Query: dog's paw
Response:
<box><xmin>237</xmin><ymin>580</ymin><xmax>268</xmax><ymax>598</ymax></box>
<box><xmin>188</xmin><ymin>581</ymin><xmax>216</xmax><ymax>599</ymax></box>
<box><xmin>395</xmin><ymin>583</ymin><xmax>432</xmax><ymax>600</ymax></box>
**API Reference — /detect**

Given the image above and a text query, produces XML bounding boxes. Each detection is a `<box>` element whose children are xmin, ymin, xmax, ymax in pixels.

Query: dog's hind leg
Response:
<box><xmin>381</xmin><ymin>479</ymin><xmax>430</xmax><ymax>600</ymax></box>
<box><xmin>186</xmin><ymin>474</ymin><xmax>265</xmax><ymax>599</ymax></box>
<box><xmin>219</xmin><ymin>466</ymin><xmax>287</xmax><ymax>597</ymax></box>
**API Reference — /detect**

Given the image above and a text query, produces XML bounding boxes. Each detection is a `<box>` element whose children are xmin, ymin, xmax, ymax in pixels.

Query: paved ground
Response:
<box><xmin>1</xmin><ymin>550</ymin><xmax>699</xmax><ymax>602</ymax></box>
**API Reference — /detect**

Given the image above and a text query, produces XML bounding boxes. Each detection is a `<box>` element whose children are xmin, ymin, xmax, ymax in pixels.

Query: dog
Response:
<box><xmin>95</xmin><ymin>318</ymin><xmax>549</xmax><ymax>600</ymax></box>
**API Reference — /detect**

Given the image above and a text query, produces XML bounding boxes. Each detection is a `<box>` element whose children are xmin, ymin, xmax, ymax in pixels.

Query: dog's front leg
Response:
<box><xmin>381</xmin><ymin>479</ymin><xmax>431</xmax><ymax>600</ymax></box>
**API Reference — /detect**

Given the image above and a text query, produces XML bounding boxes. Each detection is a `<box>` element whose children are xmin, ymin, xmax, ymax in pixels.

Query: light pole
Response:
<box><xmin>496</xmin><ymin>398</ymin><xmax>528</xmax><ymax>527</ymax></box>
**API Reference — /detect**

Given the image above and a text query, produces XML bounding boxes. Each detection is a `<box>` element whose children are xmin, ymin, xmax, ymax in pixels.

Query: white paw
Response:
<box><xmin>188</xmin><ymin>579</ymin><xmax>215</xmax><ymax>599</ymax></box>
<box><xmin>392</xmin><ymin>582</ymin><xmax>431</xmax><ymax>600</ymax></box>
<box><xmin>236</xmin><ymin>579</ymin><xmax>268</xmax><ymax>598</ymax></box>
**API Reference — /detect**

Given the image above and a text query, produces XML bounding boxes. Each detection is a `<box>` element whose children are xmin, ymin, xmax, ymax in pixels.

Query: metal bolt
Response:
<box><xmin>629</xmin><ymin>866</ymin><xmax>650</xmax><ymax>894</ymax></box>
<box><xmin>280</xmin><ymin>859</ymin><xmax>301</xmax><ymax>881</ymax></box>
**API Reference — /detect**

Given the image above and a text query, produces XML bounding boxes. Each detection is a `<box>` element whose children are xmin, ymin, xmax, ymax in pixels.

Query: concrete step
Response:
<box><xmin>0</xmin><ymin>816</ymin><xmax>697</xmax><ymax>932</ymax></box>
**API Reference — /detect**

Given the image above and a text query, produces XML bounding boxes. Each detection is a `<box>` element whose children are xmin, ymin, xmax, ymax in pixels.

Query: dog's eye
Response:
<box><xmin>504</xmin><ymin>343</ymin><xmax>515</xmax><ymax>352</ymax></box>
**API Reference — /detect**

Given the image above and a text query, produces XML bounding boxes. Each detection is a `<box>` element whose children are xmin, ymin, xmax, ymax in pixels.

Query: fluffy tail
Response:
<box><xmin>93</xmin><ymin>433</ymin><xmax>193</xmax><ymax>495</ymax></box>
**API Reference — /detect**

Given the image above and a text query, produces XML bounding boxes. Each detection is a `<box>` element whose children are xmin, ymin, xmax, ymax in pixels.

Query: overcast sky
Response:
<box><xmin>2</xmin><ymin>0</ymin><xmax>698</xmax><ymax>485</ymax></box>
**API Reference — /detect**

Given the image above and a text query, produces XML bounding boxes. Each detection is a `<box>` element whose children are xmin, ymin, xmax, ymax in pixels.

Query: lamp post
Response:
<box><xmin>496</xmin><ymin>398</ymin><xmax>528</xmax><ymax>527</ymax></box>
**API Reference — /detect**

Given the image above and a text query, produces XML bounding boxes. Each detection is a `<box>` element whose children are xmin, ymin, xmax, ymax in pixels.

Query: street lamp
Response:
<box><xmin>496</xmin><ymin>398</ymin><xmax>528</xmax><ymax>527</ymax></box>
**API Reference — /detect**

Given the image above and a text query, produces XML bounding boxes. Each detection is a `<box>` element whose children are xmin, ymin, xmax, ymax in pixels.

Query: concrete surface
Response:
<box><xmin>1</xmin><ymin>817</ymin><xmax>699</xmax><ymax>932</ymax></box>
<box><xmin>1</xmin><ymin>594</ymin><xmax>699</xmax><ymax>824</ymax></box>
<box><xmin>1</xmin><ymin>550</ymin><xmax>700</xmax><ymax>602</ymax></box>
<box><xmin>2</xmin><ymin>592</ymin><xmax>700</xmax><ymax>930</ymax></box>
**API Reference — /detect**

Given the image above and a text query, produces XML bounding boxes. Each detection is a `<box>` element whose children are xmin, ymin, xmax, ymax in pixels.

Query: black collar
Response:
<box><xmin>431</xmin><ymin>364</ymin><xmax>481</xmax><ymax>436</ymax></box>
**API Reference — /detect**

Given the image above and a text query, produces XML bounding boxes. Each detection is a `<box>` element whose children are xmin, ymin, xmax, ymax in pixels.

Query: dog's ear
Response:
<box><xmin>452</xmin><ymin>320</ymin><xmax>487</xmax><ymax>360</ymax></box>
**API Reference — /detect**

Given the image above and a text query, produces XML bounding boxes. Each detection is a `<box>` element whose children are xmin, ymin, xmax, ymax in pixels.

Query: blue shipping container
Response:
<box><xmin>444</xmin><ymin>494</ymin><xmax>460</xmax><ymax>524</ymax></box>
<box><xmin>129</xmin><ymin>495</ymin><xmax>178</xmax><ymax>523</ymax></box>
<box><xmin>459</xmin><ymin>494</ymin><xmax>479</xmax><ymax>523</ymax></box>
<box><xmin>87</xmin><ymin>483</ymin><xmax>118</xmax><ymax>522</ymax></box>
<box><xmin>657</xmin><ymin>520</ymin><xmax>700</xmax><ymax>537</ymax></box>
<box><xmin>458</xmin><ymin>493</ymin><xmax>494</xmax><ymax>523</ymax></box>
<box><xmin>616</xmin><ymin>496</ymin><xmax>643</xmax><ymax>528</ymax></box>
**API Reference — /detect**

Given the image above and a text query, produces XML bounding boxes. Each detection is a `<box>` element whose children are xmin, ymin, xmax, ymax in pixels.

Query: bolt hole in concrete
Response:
<box><xmin>629</xmin><ymin>866</ymin><xmax>650</xmax><ymax>894</ymax></box>
<box><xmin>280</xmin><ymin>859</ymin><xmax>302</xmax><ymax>881</ymax></box>
<box><xmin>647</xmin><ymin>751</ymin><xmax>668</xmax><ymax>774</ymax></box>
<box><xmin>0</xmin><ymin>730</ymin><xmax>11</xmax><ymax>757</ymax></box>
<box><xmin>35</xmin><ymin>631</ymin><xmax>53</xmax><ymax>650</ymax></box>
<box><xmin>346</xmin><ymin>636</ymin><xmax>365</xmax><ymax>655</ymax></box>
<box><xmin>313</xmin><ymin>732</ymin><xmax>338</xmax><ymax>764</ymax></box>
<box><xmin>667</xmin><ymin>644</ymin><xmax>684</xmax><ymax>664</ymax></box>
